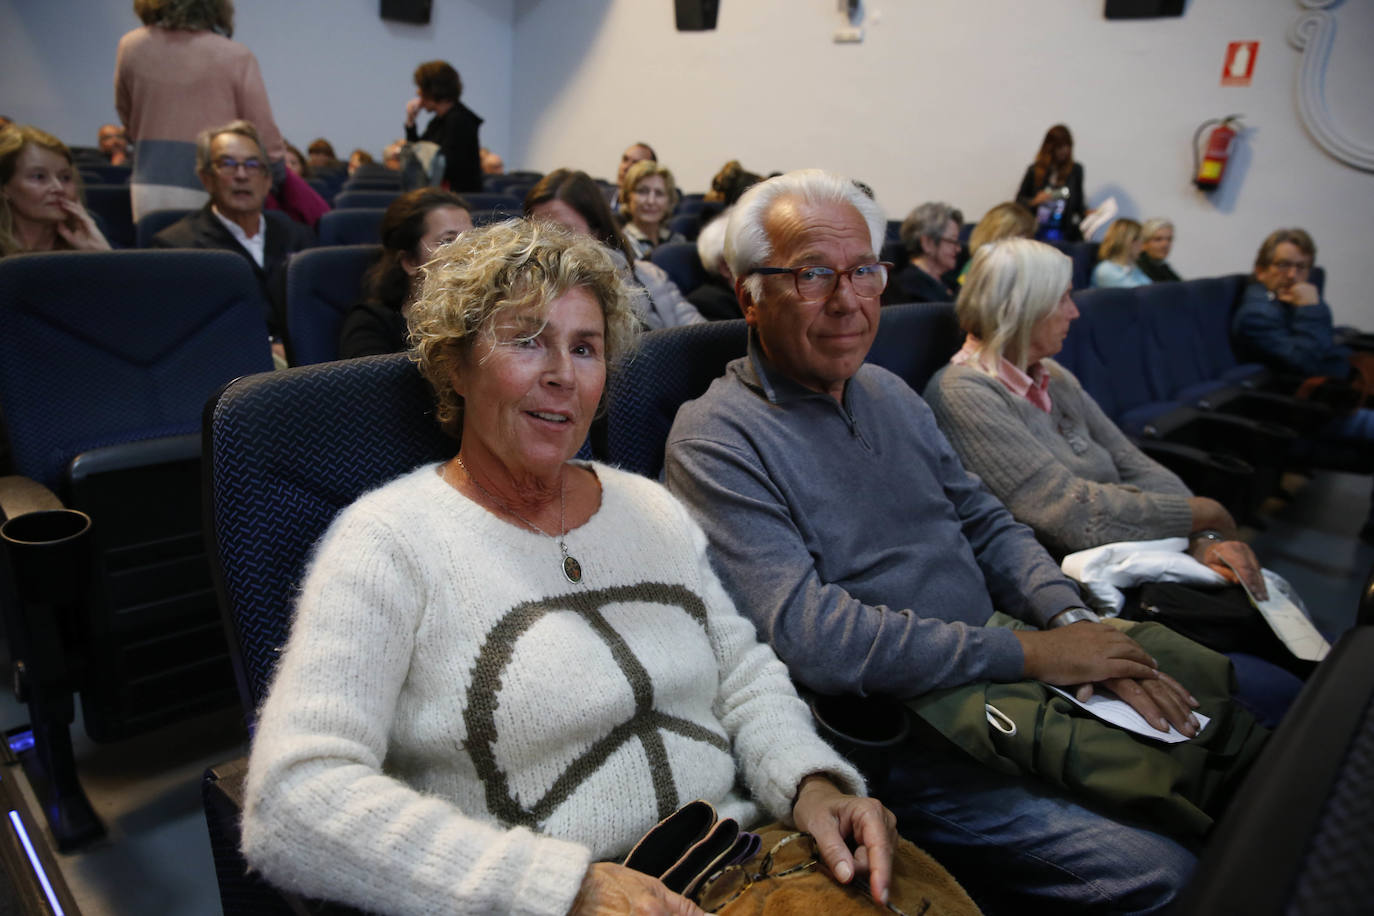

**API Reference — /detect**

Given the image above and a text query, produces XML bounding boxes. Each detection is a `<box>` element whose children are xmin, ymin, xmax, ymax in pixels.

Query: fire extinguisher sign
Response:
<box><xmin>1222</xmin><ymin>41</ymin><xmax>1259</xmax><ymax>87</ymax></box>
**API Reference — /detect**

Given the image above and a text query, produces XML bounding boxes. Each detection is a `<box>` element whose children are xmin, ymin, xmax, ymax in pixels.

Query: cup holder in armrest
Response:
<box><xmin>808</xmin><ymin>693</ymin><xmax>911</xmax><ymax>792</ymax></box>
<box><xmin>2</xmin><ymin>509</ymin><xmax>92</xmax><ymax>637</ymax></box>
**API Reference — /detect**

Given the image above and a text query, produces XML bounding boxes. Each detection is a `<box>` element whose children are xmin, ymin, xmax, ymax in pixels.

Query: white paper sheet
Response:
<box><xmin>1237</xmin><ymin>568</ymin><xmax>1331</xmax><ymax>662</ymax></box>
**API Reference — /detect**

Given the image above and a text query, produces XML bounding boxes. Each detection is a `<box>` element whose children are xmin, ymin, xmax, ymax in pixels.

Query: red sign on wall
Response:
<box><xmin>1222</xmin><ymin>40</ymin><xmax>1259</xmax><ymax>87</ymax></box>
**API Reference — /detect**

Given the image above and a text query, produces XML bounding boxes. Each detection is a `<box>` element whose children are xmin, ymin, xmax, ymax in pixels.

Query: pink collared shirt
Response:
<box><xmin>950</xmin><ymin>335</ymin><xmax>1053</xmax><ymax>414</ymax></box>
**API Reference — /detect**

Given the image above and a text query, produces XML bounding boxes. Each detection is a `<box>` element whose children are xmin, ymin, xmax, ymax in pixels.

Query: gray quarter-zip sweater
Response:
<box><xmin>665</xmin><ymin>334</ymin><xmax>1083</xmax><ymax>698</ymax></box>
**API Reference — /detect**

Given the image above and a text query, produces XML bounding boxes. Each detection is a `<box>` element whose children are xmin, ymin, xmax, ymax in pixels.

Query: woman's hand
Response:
<box><xmin>404</xmin><ymin>96</ymin><xmax>423</xmax><ymax>128</ymax></box>
<box><xmin>1191</xmin><ymin>538</ymin><xmax>1268</xmax><ymax>600</ymax></box>
<box><xmin>570</xmin><ymin>863</ymin><xmax>704</xmax><ymax>916</ymax></box>
<box><xmin>791</xmin><ymin>775</ymin><xmax>897</xmax><ymax>905</ymax></box>
<box><xmin>1030</xmin><ymin>189</ymin><xmax>1052</xmax><ymax>206</ymax></box>
<box><xmin>55</xmin><ymin>198</ymin><xmax>110</xmax><ymax>251</ymax></box>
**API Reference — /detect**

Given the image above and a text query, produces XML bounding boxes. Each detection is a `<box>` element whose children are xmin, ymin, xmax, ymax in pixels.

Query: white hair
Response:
<box><xmin>955</xmin><ymin>238</ymin><xmax>1072</xmax><ymax>373</ymax></box>
<box><xmin>724</xmin><ymin>169</ymin><xmax>886</xmax><ymax>300</ymax></box>
<box><xmin>1141</xmin><ymin>217</ymin><xmax>1174</xmax><ymax>240</ymax></box>
<box><xmin>696</xmin><ymin>209</ymin><xmax>730</xmax><ymax>277</ymax></box>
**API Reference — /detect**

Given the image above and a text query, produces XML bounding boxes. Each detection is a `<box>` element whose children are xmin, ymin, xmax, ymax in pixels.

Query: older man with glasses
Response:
<box><xmin>152</xmin><ymin>120</ymin><xmax>313</xmax><ymax>358</ymax></box>
<box><xmin>664</xmin><ymin>169</ymin><xmax>1210</xmax><ymax>913</ymax></box>
<box><xmin>1234</xmin><ymin>227</ymin><xmax>1374</xmax><ymax>540</ymax></box>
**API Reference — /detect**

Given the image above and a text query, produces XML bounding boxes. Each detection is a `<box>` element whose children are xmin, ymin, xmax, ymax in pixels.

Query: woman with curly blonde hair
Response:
<box><xmin>242</xmin><ymin>218</ymin><xmax>904</xmax><ymax>914</ymax></box>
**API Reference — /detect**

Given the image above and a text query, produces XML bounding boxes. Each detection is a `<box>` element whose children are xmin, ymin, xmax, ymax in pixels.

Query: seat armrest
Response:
<box><xmin>68</xmin><ymin>433</ymin><xmax>200</xmax><ymax>482</ymax></box>
<box><xmin>1142</xmin><ymin>408</ymin><xmax>1296</xmax><ymax>462</ymax></box>
<box><xmin>1199</xmin><ymin>389</ymin><xmax>1334</xmax><ymax>433</ymax></box>
<box><xmin>0</xmin><ymin>476</ymin><xmax>64</xmax><ymax>521</ymax></box>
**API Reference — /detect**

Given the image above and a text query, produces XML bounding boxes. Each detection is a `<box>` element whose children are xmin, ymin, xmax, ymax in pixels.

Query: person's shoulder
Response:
<box><xmin>266</xmin><ymin>210</ymin><xmax>314</xmax><ymax>248</ymax></box>
<box><xmin>668</xmin><ymin>357</ymin><xmax>756</xmax><ymax>438</ymax></box>
<box><xmin>339</xmin><ymin>462</ymin><xmax>448</xmax><ymax>523</ymax></box>
<box><xmin>151</xmin><ymin>208</ymin><xmax>208</xmax><ymax>246</ymax></box>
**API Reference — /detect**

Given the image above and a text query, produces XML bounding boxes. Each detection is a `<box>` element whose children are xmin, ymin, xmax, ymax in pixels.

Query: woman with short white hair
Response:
<box><xmin>886</xmin><ymin>201</ymin><xmax>963</xmax><ymax>304</ymax></box>
<box><xmin>1138</xmin><ymin>218</ymin><xmax>1181</xmax><ymax>282</ymax></box>
<box><xmin>925</xmin><ymin>238</ymin><xmax>1307</xmax><ymax>726</ymax></box>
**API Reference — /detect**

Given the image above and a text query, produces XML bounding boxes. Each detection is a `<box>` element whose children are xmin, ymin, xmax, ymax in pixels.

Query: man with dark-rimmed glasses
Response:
<box><xmin>152</xmin><ymin>119</ymin><xmax>313</xmax><ymax>354</ymax></box>
<box><xmin>666</xmin><ymin>169</ymin><xmax>1199</xmax><ymax>913</ymax></box>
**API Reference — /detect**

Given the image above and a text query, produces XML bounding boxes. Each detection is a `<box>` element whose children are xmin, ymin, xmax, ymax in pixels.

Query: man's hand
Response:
<box><xmin>1078</xmin><ymin>671</ymin><xmax>1201</xmax><ymax>736</ymax></box>
<box><xmin>1017</xmin><ymin>623</ymin><xmax>1205</xmax><ymax>735</ymax></box>
<box><xmin>791</xmin><ymin>775</ymin><xmax>897</xmax><ymax>905</ymax></box>
<box><xmin>1014</xmin><ymin>621</ymin><xmax>1159</xmax><ymax>685</ymax></box>
<box><xmin>1277</xmin><ymin>281</ymin><xmax>1320</xmax><ymax>307</ymax></box>
<box><xmin>570</xmin><ymin>863</ymin><xmax>704</xmax><ymax>916</ymax></box>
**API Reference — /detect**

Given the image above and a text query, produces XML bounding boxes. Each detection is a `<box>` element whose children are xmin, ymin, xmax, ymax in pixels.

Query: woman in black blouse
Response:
<box><xmin>338</xmin><ymin>188</ymin><xmax>472</xmax><ymax>358</ymax></box>
<box><xmin>1016</xmin><ymin>124</ymin><xmax>1085</xmax><ymax>242</ymax></box>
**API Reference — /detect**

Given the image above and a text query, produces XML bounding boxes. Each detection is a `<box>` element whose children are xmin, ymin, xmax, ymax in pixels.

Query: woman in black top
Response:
<box><xmin>1016</xmin><ymin>124</ymin><xmax>1085</xmax><ymax>242</ymax></box>
<box><xmin>403</xmin><ymin>60</ymin><xmax>483</xmax><ymax>192</ymax></box>
<box><xmin>1137</xmin><ymin>218</ymin><xmax>1182</xmax><ymax>282</ymax></box>
<box><xmin>338</xmin><ymin>188</ymin><xmax>472</xmax><ymax>358</ymax></box>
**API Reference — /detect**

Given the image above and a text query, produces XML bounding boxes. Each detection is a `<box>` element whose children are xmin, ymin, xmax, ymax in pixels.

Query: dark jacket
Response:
<box><xmin>338</xmin><ymin>299</ymin><xmax>408</xmax><ymax>358</ymax></box>
<box><xmin>1016</xmin><ymin>161</ymin><xmax>1085</xmax><ymax>242</ymax></box>
<box><xmin>405</xmin><ymin>102</ymin><xmax>483</xmax><ymax>193</ymax></box>
<box><xmin>884</xmin><ymin>262</ymin><xmax>955</xmax><ymax>305</ymax></box>
<box><xmin>152</xmin><ymin>203</ymin><xmax>314</xmax><ymax>338</ymax></box>
<box><xmin>1137</xmin><ymin>254</ymin><xmax>1181</xmax><ymax>283</ymax></box>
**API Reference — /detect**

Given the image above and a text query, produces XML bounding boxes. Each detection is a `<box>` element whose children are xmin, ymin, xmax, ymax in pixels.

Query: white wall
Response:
<box><xmin>510</xmin><ymin>0</ymin><xmax>1374</xmax><ymax>326</ymax></box>
<box><xmin>0</xmin><ymin>0</ymin><xmax>513</xmax><ymax>164</ymax></box>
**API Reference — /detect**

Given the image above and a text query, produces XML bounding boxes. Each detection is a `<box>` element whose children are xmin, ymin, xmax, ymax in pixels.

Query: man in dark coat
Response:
<box><xmin>152</xmin><ymin>119</ymin><xmax>313</xmax><ymax>352</ymax></box>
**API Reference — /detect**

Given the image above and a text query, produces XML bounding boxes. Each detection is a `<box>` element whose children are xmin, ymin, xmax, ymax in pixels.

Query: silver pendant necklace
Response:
<box><xmin>454</xmin><ymin>455</ymin><xmax>583</xmax><ymax>584</ymax></box>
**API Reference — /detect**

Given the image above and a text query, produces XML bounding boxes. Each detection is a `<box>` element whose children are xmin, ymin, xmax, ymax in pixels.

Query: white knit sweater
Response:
<box><xmin>242</xmin><ymin>461</ymin><xmax>861</xmax><ymax>916</ymax></box>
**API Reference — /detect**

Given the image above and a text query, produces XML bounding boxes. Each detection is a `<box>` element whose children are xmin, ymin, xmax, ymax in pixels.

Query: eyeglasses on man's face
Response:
<box><xmin>1270</xmin><ymin>258</ymin><xmax>1311</xmax><ymax>274</ymax></box>
<box><xmin>750</xmin><ymin>262</ymin><xmax>891</xmax><ymax>303</ymax></box>
<box><xmin>212</xmin><ymin>157</ymin><xmax>266</xmax><ymax>176</ymax></box>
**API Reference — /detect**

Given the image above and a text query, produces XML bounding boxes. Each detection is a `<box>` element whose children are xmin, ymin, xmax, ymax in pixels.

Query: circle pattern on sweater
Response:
<box><xmin>463</xmin><ymin>582</ymin><xmax>731</xmax><ymax>830</ymax></box>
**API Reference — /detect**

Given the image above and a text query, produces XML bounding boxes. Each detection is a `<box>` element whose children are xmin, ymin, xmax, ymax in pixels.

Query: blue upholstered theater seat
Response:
<box><xmin>284</xmin><ymin>244</ymin><xmax>380</xmax><ymax>365</ymax></box>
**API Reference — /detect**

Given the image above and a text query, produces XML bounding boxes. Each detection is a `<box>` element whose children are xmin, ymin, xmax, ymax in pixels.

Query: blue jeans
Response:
<box><xmin>1227</xmin><ymin>650</ymin><xmax>1303</xmax><ymax>728</ymax></box>
<box><xmin>882</xmin><ymin>743</ymin><xmax>1196</xmax><ymax>915</ymax></box>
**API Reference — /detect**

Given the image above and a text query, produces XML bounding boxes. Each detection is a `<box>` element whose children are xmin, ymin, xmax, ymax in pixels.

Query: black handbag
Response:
<box><xmin>1122</xmin><ymin>581</ymin><xmax>1317</xmax><ymax>680</ymax></box>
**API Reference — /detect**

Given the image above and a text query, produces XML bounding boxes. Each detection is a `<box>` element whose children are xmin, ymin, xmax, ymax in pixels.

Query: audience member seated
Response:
<box><xmin>346</xmin><ymin>149</ymin><xmax>373</xmax><ymax>176</ymax></box>
<box><xmin>687</xmin><ymin>210</ymin><xmax>741</xmax><ymax>321</ymax></box>
<box><xmin>1</xmin><ymin>125</ymin><xmax>110</xmax><ymax>256</ymax></box>
<box><xmin>705</xmin><ymin>159</ymin><xmax>764</xmax><ymax>206</ymax></box>
<box><xmin>337</xmin><ymin>188</ymin><xmax>472</xmax><ymax>358</ymax></box>
<box><xmin>116</xmin><ymin>0</ymin><xmax>288</xmax><ymax>221</ymax></box>
<box><xmin>479</xmin><ymin>146</ymin><xmax>503</xmax><ymax>176</ymax></box>
<box><xmin>612</xmin><ymin>141</ymin><xmax>656</xmax><ymax>207</ymax></box>
<box><xmin>1233</xmin><ymin>228</ymin><xmax>1374</xmax><ymax>540</ymax></box>
<box><xmin>0</xmin><ymin>116</ymin><xmax>10</xmax><ymax>130</ymax></box>
<box><xmin>618</xmin><ymin>160</ymin><xmax>685</xmax><ymax>258</ymax></box>
<box><xmin>1091</xmin><ymin>218</ymin><xmax>1152</xmax><ymax>288</ymax></box>
<box><xmin>283</xmin><ymin>142</ymin><xmax>310</xmax><ymax>178</ymax></box>
<box><xmin>241</xmin><ymin>218</ymin><xmax>911</xmax><ymax>916</ymax></box>
<box><xmin>403</xmin><ymin>60</ymin><xmax>483</xmax><ymax>193</ymax></box>
<box><xmin>97</xmin><ymin>123</ymin><xmax>130</xmax><ymax>166</ymax></box>
<box><xmin>307</xmin><ymin>138</ymin><xmax>340</xmax><ymax>173</ymax></box>
<box><xmin>885</xmin><ymin>201</ymin><xmax>962</xmax><ymax>304</ymax></box>
<box><xmin>525</xmin><ymin>168</ymin><xmax>704</xmax><ymax>329</ymax></box>
<box><xmin>1138</xmin><ymin>217</ymin><xmax>1180</xmax><ymax>282</ymax></box>
<box><xmin>152</xmin><ymin>120</ymin><xmax>313</xmax><ymax>350</ymax></box>
<box><xmin>666</xmin><ymin>169</ymin><xmax>1247</xmax><ymax>914</ymax></box>
<box><xmin>924</xmin><ymin>239</ymin><xmax>1304</xmax><ymax>723</ymax></box>
<box><xmin>1016</xmin><ymin>124</ymin><xmax>1086</xmax><ymax>241</ymax></box>
<box><xmin>382</xmin><ymin>140</ymin><xmax>404</xmax><ymax>171</ymax></box>
<box><xmin>962</xmin><ymin>201</ymin><xmax>1035</xmax><ymax>284</ymax></box>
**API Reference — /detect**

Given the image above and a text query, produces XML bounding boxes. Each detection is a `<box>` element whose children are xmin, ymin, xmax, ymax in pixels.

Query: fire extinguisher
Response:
<box><xmin>1193</xmin><ymin>115</ymin><xmax>1242</xmax><ymax>191</ymax></box>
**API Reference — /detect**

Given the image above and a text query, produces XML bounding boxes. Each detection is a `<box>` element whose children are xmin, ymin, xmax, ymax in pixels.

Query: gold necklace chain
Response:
<box><xmin>453</xmin><ymin>455</ymin><xmax>583</xmax><ymax>584</ymax></box>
